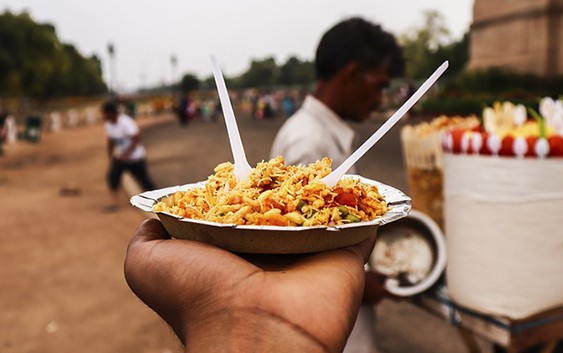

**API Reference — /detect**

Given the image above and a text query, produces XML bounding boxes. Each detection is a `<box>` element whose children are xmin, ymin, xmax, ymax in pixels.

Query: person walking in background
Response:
<box><xmin>282</xmin><ymin>91</ymin><xmax>295</xmax><ymax>117</ymax></box>
<box><xmin>175</xmin><ymin>93</ymin><xmax>190</xmax><ymax>126</ymax></box>
<box><xmin>254</xmin><ymin>94</ymin><xmax>266</xmax><ymax>120</ymax></box>
<box><xmin>270</xmin><ymin>17</ymin><xmax>405</xmax><ymax>353</ymax></box>
<box><xmin>102</xmin><ymin>101</ymin><xmax>155</xmax><ymax>211</ymax></box>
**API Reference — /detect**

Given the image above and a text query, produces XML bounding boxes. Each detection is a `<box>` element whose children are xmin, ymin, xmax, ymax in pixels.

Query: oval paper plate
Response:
<box><xmin>130</xmin><ymin>175</ymin><xmax>411</xmax><ymax>254</ymax></box>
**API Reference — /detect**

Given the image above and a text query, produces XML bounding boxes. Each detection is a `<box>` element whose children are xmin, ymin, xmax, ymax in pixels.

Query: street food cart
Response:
<box><xmin>397</xmin><ymin>99</ymin><xmax>563</xmax><ymax>352</ymax></box>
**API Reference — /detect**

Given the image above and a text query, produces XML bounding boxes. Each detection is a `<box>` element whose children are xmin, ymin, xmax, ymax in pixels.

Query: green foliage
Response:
<box><xmin>398</xmin><ymin>9</ymin><xmax>562</xmax><ymax>116</ymax></box>
<box><xmin>199</xmin><ymin>76</ymin><xmax>216</xmax><ymax>90</ymax></box>
<box><xmin>420</xmin><ymin>68</ymin><xmax>563</xmax><ymax>116</ymax></box>
<box><xmin>179</xmin><ymin>73</ymin><xmax>200</xmax><ymax>93</ymax></box>
<box><xmin>194</xmin><ymin>56</ymin><xmax>314</xmax><ymax>90</ymax></box>
<box><xmin>448</xmin><ymin>67</ymin><xmax>563</xmax><ymax>97</ymax></box>
<box><xmin>433</xmin><ymin>33</ymin><xmax>469</xmax><ymax>79</ymax></box>
<box><xmin>0</xmin><ymin>11</ymin><xmax>107</xmax><ymax>98</ymax></box>
<box><xmin>240</xmin><ymin>57</ymin><xmax>278</xmax><ymax>88</ymax></box>
<box><xmin>278</xmin><ymin>56</ymin><xmax>314</xmax><ymax>86</ymax></box>
<box><xmin>420</xmin><ymin>95</ymin><xmax>541</xmax><ymax>116</ymax></box>
<box><xmin>400</xmin><ymin>10</ymin><xmax>468</xmax><ymax>80</ymax></box>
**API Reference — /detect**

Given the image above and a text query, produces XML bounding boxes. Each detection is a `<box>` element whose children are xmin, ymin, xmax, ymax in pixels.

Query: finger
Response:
<box><xmin>125</xmin><ymin>219</ymin><xmax>259</xmax><ymax>289</ymax></box>
<box><xmin>353</xmin><ymin>232</ymin><xmax>378</xmax><ymax>263</ymax></box>
<box><xmin>328</xmin><ymin>232</ymin><xmax>378</xmax><ymax>267</ymax></box>
<box><xmin>124</xmin><ymin>219</ymin><xmax>168</xmax><ymax>288</ymax></box>
<box><xmin>365</xmin><ymin>269</ymin><xmax>385</xmax><ymax>284</ymax></box>
<box><xmin>239</xmin><ymin>252</ymin><xmax>309</xmax><ymax>271</ymax></box>
<box><xmin>283</xmin><ymin>233</ymin><xmax>376</xmax><ymax>295</ymax></box>
<box><xmin>124</xmin><ymin>219</ymin><xmax>173</xmax><ymax>284</ymax></box>
<box><xmin>127</xmin><ymin>218</ymin><xmax>171</xmax><ymax>249</ymax></box>
<box><xmin>363</xmin><ymin>270</ymin><xmax>386</xmax><ymax>304</ymax></box>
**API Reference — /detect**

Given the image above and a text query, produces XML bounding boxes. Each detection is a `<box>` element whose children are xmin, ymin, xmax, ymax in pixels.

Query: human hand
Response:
<box><xmin>124</xmin><ymin>219</ymin><xmax>377</xmax><ymax>353</ymax></box>
<box><xmin>364</xmin><ymin>270</ymin><xmax>400</xmax><ymax>304</ymax></box>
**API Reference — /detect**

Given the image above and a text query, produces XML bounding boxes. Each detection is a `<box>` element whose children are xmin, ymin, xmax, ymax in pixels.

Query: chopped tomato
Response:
<box><xmin>334</xmin><ymin>187</ymin><xmax>357</xmax><ymax>207</ymax></box>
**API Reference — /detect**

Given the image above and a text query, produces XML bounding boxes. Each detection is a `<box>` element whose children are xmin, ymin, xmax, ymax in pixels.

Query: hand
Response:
<box><xmin>124</xmin><ymin>219</ymin><xmax>377</xmax><ymax>353</ymax></box>
<box><xmin>364</xmin><ymin>270</ymin><xmax>400</xmax><ymax>304</ymax></box>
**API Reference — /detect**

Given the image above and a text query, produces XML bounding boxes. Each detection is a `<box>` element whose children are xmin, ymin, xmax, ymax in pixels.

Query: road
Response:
<box><xmin>142</xmin><ymin>111</ymin><xmax>408</xmax><ymax>192</ymax></box>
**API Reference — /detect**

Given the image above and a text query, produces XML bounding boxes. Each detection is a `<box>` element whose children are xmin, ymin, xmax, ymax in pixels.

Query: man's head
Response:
<box><xmin>101</xmin><ymin>101</ymin><xmax>119</xmax><ymax>124</ymax></box>
<box><xmin>314</xmin><ymin>17</ymin><xmax>404</xmax><ymax>122</ymax></box>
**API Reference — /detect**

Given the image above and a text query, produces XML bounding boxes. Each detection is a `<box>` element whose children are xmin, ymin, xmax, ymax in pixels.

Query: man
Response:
<box><xmin>270</xmin><ymin>17</ymin><xmax>405</xmax><ymax>353</ymax></box>
<box><xmin>102</xmin><ymin>101</ymin><xmax>155</xmax><ymax>210</ymax></box>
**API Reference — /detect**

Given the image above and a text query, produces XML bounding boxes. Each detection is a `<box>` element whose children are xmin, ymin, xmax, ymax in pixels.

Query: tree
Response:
<box><xmin>240</xmin><ymin>57</ymin><xmax>278</xmax><ymax>88</ymax></box>
<box><xmin>179</xmin><ymin>73</ymin><xmax>200</xmax><ymax>93</ymax></box>
<box><xmin>434</xmin><ymin>32</ymin><xmax>469</xmax><ymax>79</ymax></box>
<box><xmin>0</xmin><ymin>10</ymin><xmax>107</xmax><ymax>97</ymax></box>
<box><xmin>45</xmin><ymin>44</ymin><xmax>106</xmax><ymax>97</ymax></box>
<box><xmin>0</xmin><ymin>12</ymin><xmax>57</xmax><ymax>96</ymax></box>
<box><xmin>399</xmin><ymin>10</ymin><xmax>467</xmax><ymax>80</ymax></box>
<box><xmin>278</xmin><ymin>56</ymin><xmax>314</xmax><ymax>86</ymax></box>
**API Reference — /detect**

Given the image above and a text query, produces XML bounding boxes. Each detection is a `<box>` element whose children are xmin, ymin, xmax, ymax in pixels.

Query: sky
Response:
<box><xmin>1</xmin><ymin>0</ymin><xmax>474</xmax><ymax>92</ymax></box>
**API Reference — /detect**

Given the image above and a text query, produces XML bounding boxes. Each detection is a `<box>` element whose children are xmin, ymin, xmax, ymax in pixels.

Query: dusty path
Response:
<box><xmin>0</xmin><ymin>115</ymin><xmax>183</xmax><ymax>353</ymax></box>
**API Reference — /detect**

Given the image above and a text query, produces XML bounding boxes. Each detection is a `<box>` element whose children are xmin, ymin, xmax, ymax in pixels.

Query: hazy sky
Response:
<box><xmin>2</xmin><ymin>0</ymin><xmax>474</xmax><ymax>92</ymax></box>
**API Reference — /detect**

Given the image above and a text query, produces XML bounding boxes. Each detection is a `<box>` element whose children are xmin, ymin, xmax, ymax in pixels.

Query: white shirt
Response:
<box><xmin>105</xmin><ymin>114</ymin><xmax>146</xmax><ymax>161</ymax></box>
<box><xmin>270</xmin><ymin>95</ymin><xmax>357</xmax><ymax>174</ymax></box>
<box><xmin>270</xmin><ymin>95</ymin><xmax>376</xmax><ymax>353</ymax></box>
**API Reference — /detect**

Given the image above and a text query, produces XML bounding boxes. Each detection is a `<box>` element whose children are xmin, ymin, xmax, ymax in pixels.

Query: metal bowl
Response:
<box><xmin>370</xmin><ymin>209</ymin><xmax>446</xmax><ymax>296</ymax></box>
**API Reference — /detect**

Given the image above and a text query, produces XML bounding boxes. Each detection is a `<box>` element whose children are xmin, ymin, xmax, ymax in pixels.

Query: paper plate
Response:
<box><xmin>130</xmin><ymin>175</ymin><xmax>411</xmax><ymax>254</ymax></box>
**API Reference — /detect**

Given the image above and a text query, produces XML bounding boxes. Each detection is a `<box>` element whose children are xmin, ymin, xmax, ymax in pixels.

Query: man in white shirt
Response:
<box><xmin>270</xmin><ymin>17</ymin><xmax>405</xmax><ymax>353</ymax></box>
<box><xmin>102</xmin><ymin>101</ymin><xmax>155</xmax><ymax>210</ymax></box>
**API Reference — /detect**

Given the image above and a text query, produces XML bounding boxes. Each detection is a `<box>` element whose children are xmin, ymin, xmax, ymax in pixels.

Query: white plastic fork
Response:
<box><xmin>321</xmin><ymin>61</ymin><xmax>449</xmax><ymax>187</ymax></box>
<box><xmin>211</xmin><ymin>55</ymin><xmax>252</xmax><ymax>181</ymax></box>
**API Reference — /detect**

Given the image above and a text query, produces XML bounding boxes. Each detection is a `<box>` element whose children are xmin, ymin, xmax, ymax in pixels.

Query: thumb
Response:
<box><xmin>127</xmin><ymin>218</ymin><xmax>171</xmax><ymax>249</ymax></box>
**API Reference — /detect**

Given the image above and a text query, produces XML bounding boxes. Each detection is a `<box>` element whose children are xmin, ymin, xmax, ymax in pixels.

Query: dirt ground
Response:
<box><xmin>0</xmin><ymin>112</ymin><xmax>490</xmax><ymax>353</ymax></box>
<box><xmin>0</xmin><ymin>115</ymin><xmax>184</xmax><ymax>353</ymax></box>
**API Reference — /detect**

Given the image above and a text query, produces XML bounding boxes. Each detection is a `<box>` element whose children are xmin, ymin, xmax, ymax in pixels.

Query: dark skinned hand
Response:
<box><xmin>124</xmin><ymin>218</ymin><xmax>379</xmax><ymax>353</ymax></box>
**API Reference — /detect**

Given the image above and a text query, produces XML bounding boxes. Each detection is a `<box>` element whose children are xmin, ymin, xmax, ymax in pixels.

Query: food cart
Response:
<box><xmin>398</xmin><ymin>99</ymin><xmax>563</xmax><ymax>353</ymax></box>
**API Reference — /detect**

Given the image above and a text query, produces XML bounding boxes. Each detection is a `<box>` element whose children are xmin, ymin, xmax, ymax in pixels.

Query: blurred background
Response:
<box><xmin>1</xmin><ymin>0</ymin><xmax>561</xmax><ymax>130</ymax></box>
<box><xmin>1</xmin><ymin>1</ymin><xmax>562</xmax><ymax>353</ymax></box>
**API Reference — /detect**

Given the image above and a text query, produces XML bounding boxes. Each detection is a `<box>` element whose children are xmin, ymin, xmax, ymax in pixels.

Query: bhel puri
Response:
<box><xmin>153</xmin><ymin>156</ymin><xmax>388</xmax><ymax>227</ymax></box>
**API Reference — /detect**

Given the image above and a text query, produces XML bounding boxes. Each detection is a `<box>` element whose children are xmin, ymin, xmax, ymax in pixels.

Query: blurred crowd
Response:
<box><xmin>172</xmin><ymin>88</ymin><xmax>308</xmax><ymax>126</ymax></box>
<box><xmin>0</xmin><ymin>80</ymin><xmax>410</xmax><ymax>157</ymax></box>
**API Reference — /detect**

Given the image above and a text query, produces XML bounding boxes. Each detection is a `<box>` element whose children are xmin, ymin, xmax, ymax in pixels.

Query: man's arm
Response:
<box><xmin>118</xmin><ymin>134</ymin><xmax>140</xmax><ymax>161</ymax></box>
<box><xmin>118</xmin><ymin>117</ymin><xmax>141</xmax><ymax>161</ymax></box>
<box><xmin>107</xmin><ymin>138</ymin><xmax>114</xmax><ymax>159</ymax></box>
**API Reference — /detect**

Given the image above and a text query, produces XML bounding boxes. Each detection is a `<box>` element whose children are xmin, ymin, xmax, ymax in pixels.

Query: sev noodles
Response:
<box><xmin>153</xmin><ymin>156</ymin><xmax>387</xmax><ymax>226</ymax></box>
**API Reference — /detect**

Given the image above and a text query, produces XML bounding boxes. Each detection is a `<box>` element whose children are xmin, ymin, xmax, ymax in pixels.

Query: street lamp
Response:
<box><xmin>170</xmin><ymin>54</ymin><xmax>178</xmax><ymax>91</ymax></box>
<box><xmin>107</xmin><ymin>42</ymin><xmax>116</xmax><ymax>95</ymax></box>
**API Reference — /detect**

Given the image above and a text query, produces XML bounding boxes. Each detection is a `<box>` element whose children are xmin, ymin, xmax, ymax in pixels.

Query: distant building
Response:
<box><xmin>469</xmin><ymin>0</ymin><xmax>563</xmax><ymax>77</ymax></box>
